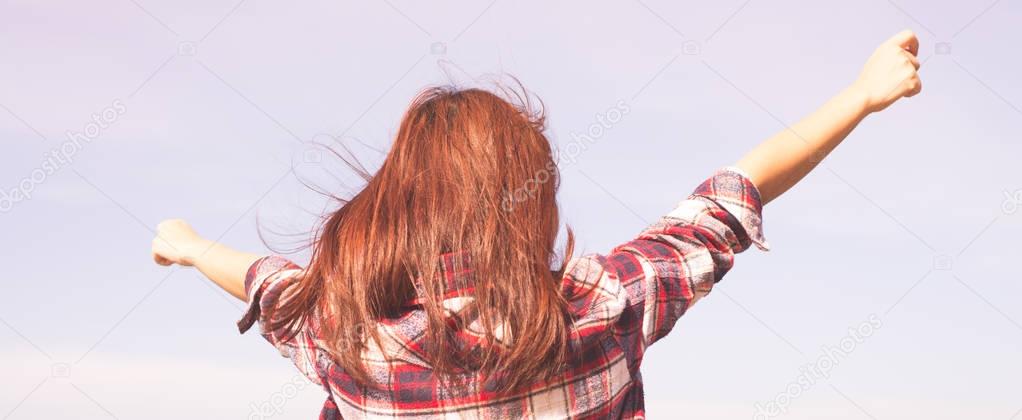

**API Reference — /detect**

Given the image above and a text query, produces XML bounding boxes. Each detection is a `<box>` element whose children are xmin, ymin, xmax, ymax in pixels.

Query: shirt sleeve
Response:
<box><xmin>236</xmin><ymin>255</ymin><xmax>325</xmax><ymax>387</ymax></box>
<box><xmin>605</xmin><ymin>166</ymin><xmax>769</xmax><ymax>351</ymax></box>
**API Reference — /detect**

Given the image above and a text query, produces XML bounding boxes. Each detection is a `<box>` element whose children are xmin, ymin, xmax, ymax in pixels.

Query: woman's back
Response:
<box><xmin>238</xmin><ymin>168</ymin><xmax>767</xmax><ymax>418</ymax></box>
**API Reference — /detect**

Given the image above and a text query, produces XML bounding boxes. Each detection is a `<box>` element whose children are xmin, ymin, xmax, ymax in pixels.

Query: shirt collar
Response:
<box><xmin>409</xmin><ymin>250</ymin><xmax>476</xmax><ymax>305</ymax></box>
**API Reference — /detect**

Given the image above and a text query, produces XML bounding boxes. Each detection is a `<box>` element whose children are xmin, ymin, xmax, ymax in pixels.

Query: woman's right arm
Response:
<box><xmin>151</xmin><ymin>220</ymin><xmax>325</xmax><ymax>384</ymax></box>
<box><xmin>736</xmin><ymin>30</ymin><xmax>922</xmax><ymax>204</ymax></box>
<box><xmin>151</xmin><ymin>219</ymin><xmax>261</xmax><ymax>301</ymax></box>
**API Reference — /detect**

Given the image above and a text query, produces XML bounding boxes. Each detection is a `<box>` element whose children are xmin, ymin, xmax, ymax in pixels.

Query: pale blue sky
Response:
<box><xmin>2</xmin><ymin>1</ymin><xmax>1021</xmax><ymax>419</ymax></box>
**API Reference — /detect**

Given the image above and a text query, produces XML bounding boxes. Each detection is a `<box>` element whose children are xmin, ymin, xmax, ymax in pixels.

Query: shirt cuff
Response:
<box><xmin>237</xmin><ymin>255</ymin><xmax>299</xmax><ymax>334</ymax></box>
<box><xmin>689</xmin><ymin>166</ymin><xmax>770</xmax><ymax>252</ymax></box>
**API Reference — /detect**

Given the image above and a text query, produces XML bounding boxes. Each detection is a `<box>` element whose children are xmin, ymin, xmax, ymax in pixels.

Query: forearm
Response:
<box><xmin>733</xmin><ymin>30</ymin><xmax>922</xmax><ymax>205</ymax></box>
<box><xmin>735</xmin><ymin>86</ymin><xmax>870</xmax><ymax>204</ymax></box>
<box><xmin>190</xmin><ymin>241</ymin><xmax>263</xmax><ymax>301</ymax></box>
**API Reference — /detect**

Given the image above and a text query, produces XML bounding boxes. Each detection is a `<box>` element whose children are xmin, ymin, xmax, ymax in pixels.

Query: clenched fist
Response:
<box><xmin>151</xmin><ymin>219</ymin><xmax>209</xmax><ymax>266</ymax></box>
<box><xmin>852</xmin><ymin>30</ymin><xmax>922</xmax><ymax>113</ymax></box>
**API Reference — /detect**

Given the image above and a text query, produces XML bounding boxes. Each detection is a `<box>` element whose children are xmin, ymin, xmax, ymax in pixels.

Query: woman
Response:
<box><xmin>152</xmin><ymin>30</ymin><xmax>922</xmax><ymax>419</ymax></box>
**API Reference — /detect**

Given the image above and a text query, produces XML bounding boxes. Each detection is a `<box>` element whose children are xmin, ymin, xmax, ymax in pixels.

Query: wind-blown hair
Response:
<box><xmin>271</xmin><ymin>84</ymin><xmax>574</xmax><ymax>393</ymax></box>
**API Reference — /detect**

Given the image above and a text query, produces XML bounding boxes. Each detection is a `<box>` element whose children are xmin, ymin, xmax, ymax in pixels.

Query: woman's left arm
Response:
<box><xmin>151</xmin><ymin>219</ymin><xmax>261</xmax><ymax>301</ymax></box>
<box><xmin>736</xmin><ymin>29</ymin><xmax>922</xmax><ymax>205</ymax></box>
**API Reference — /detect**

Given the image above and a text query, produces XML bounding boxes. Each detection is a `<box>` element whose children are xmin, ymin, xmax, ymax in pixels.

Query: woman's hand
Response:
<box><xmin>151</xmin><ymin>219</ymin><xmax>261</xmax><ymax>300</ymax></box>
<box><xmin>735</xmin><ymin>30</ymin><xmax>924</xmax><ymax>204</ymax></box>
<box><xmin>852</xmin><ymin>29</ymin><xmax>922</xmax><ymax>113</ymax></box>
<box><xmin>151</xmin><ymin>219</ymin><xmax>210</xmax><ymax>266</ymax></box>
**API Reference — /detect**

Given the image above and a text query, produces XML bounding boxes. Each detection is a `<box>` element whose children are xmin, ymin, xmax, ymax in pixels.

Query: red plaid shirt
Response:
<box><xmin>237</xmin><ymin>167</ymin><xmax>769</xmax><ymax>419</ymax></box>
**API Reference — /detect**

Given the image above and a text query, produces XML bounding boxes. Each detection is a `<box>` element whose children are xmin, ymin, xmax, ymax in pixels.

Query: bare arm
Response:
<box><xmin>736</xmin><ymin>30</ymin><xmax>922</xmax><ymax>204</ymax></box>
<box><xmin>149</xmin><ymin>31</ymin><xmax>924</xmax><ymax>299</ymax></box>
<box><xmin>151</xmin><ymin>219</ymin><xmax>261</xmax><ymax>301</ymax></box>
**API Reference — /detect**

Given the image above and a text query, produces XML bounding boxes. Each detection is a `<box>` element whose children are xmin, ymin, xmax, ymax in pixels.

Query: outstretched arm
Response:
<box><xmin>151</xmin><ymin>219</ymin><xmax>260</xmax><ymax>301</ymax></box>
<box><xmin>152</xmin><ymin>222</ymin><xmax>324</xmax><ymax>384</ymax></box>
<box><xmin>601</xmin><ymin>31</ymin><xmax>924</xmax><ymax>352</ymax></box>
<box><xmin>736</xmin><ymin>30</ymin><xmax>922</xmax><ymax>204</ymax></box>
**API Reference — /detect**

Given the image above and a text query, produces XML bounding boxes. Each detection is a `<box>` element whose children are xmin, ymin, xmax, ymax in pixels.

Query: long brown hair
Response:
<box><xmin>271</xmin><ymin>84</ymin><xmax>575</xmax><ymax>393</ymax></box>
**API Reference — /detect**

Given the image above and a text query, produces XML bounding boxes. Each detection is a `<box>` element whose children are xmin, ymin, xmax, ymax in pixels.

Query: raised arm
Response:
<box><xmin>595</xmin><ymin>31</ymin><xmax>924</xmax><ymax>356</ymax></box>
<box><xmin>150</xmin><ymin>219</ymin><xmax>261</xmax><ymax>300</ymax></box>
<box><xmin>736</xmin><ymin>30</ymin><xmax>922</xmax><ymax>204</ymax></box>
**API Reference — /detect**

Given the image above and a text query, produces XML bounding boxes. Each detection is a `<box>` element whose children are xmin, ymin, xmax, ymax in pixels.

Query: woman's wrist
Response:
<box><xmin>841</xmin><ymin>83</ymin><xmax>874</xmax><ymax>117</ymax></box>
<box><xmin>181</xmin><ymin>238</ymin><xmax>215</xmax><ymax>266</ymax></box>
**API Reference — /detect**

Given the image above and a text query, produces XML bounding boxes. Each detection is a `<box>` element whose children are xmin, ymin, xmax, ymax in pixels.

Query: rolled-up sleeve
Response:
<box><xmin>236</xmin><ymin>255</ymin><xmax>324</xmax><ymax>386</ymax></box>
<box><xmin>606</xmin><ymin>167</ymin><xmax>769</xmax><ymax>351</ymax></box>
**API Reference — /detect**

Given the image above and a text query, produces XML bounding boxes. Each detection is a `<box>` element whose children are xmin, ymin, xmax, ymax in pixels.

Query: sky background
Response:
<box><xmin>2</xmin><ymin>0</ymin><xmax>1021</xmax><ymax>419</ymax></box>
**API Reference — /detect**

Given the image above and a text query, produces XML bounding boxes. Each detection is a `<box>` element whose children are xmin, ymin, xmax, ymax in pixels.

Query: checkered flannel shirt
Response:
<box><xmin>237</xmin><ymin>167</ymin><xmax>769</xmax><ymax>419</ymax></box>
